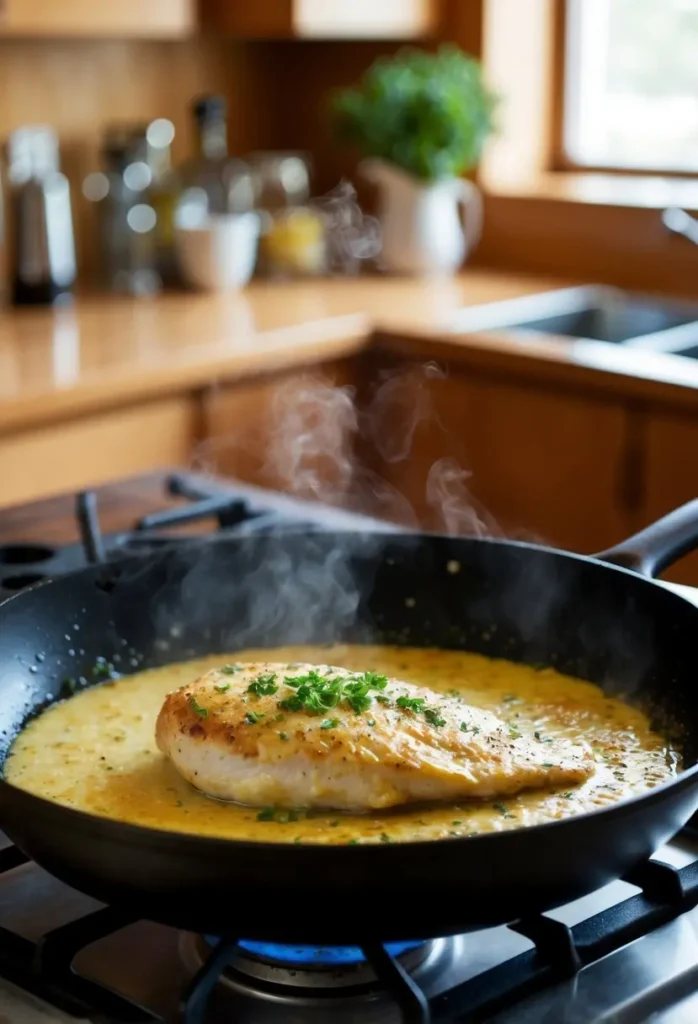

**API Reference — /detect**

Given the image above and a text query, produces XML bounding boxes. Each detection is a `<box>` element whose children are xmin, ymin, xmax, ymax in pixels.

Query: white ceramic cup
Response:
<box><xmin>174</xmin><ymin>212</ymin><xmax>260</xmax><ymax>292</ymax></box>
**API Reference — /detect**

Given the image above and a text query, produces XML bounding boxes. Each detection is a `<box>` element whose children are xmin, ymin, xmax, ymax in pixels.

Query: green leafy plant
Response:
<box><xmin>331</xmin><ymin>45</ymin><xmax>497</xmax><ymax>183</ymax></box>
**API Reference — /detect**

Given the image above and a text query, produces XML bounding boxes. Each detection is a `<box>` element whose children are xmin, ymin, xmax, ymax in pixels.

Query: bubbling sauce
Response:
<box><xmin>5</xmin><ymin>645</ymin><xmax>679</xmax><ymax>844</ymax></box>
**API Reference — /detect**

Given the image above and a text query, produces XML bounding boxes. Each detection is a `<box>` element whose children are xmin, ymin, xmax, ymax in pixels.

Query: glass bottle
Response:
<box><xmin>145</xmin><ymin>118</ymin><xmax>180</xmax><ymax>287</ymax></box>
<box><xmin>176</xmin><ymin>94</ymin><xmax>254</xmax><ymax>223</ymax></box>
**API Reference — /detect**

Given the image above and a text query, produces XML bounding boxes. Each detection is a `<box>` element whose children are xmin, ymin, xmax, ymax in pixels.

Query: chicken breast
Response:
<box><xmin>155</xmin><ymin>662</ymin><xmax>594</xmax><ymax>812</ymax></box>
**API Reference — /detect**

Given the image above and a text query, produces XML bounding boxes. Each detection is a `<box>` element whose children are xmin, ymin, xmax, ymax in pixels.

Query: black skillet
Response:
<box><xmin>1</xmin><ymin>502</ymin><xmax>698</xmax><ymax>944</ymax></box>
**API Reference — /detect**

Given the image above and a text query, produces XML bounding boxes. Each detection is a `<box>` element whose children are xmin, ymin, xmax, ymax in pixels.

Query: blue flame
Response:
<box><xmin>217</xmin><ymin>939</ymin><xmax>424</xmax><ymax>966</ymax></box>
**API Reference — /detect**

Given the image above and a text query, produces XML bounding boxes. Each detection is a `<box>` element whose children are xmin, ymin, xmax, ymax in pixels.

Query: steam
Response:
<box><xmin>262</xmin><ymin>376</ymin><xmax>358</xmax><ymax>505</ymax></box>
<box><xmin>152</xmin><ymin>361</ymin><xmax>655</xmax><ymax>701</ymax></box>
<box><xmin>427</xmin><ymin>458</ymin><xmax>500</xmax><ymax>537</ymax></box>
<box><xmin>162</xmin><ymin>361</ymin><xmax>496</xmax><ymax>653</ymax></box>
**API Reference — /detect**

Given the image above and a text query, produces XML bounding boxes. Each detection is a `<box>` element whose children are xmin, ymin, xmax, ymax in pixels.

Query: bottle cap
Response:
<box><xmin>192</xmin><ymin>94</ymin><xmax>227</xmax><ymax>123</ymax></box>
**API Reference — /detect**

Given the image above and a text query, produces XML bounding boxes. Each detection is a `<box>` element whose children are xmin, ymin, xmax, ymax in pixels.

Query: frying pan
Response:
<box><xmin>1</xmin><ymin>502</ymin><xmax>698</xmax><ymax>944</ymax></box>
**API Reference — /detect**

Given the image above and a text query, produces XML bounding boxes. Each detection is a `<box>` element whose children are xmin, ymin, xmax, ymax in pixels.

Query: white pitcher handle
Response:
<box><xmin>456</xmin><ymin>179</ymin><xmax>484</xmax><ymax>257</ymax></box>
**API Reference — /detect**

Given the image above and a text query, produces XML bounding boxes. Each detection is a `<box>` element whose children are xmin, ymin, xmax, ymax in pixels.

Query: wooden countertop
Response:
<box><xmin>2</xmin><ymin>270</ymin><xmax>698</xmax><ymax>434</ymax></box>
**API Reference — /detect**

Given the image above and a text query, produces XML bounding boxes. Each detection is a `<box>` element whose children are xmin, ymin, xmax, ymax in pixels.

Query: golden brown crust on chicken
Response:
<box><xmin>156</xmin><ymin>662</ymin><xmax>595</xmax><ymax>811</ymax></box>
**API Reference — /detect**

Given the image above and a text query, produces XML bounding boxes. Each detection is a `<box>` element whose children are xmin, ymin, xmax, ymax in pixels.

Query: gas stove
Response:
<box><xmin>1</xmin><ymin>472</ymin><xmax>698</xmax><ymax>1023</ymax></box>
<box><xmin>3</xmin><ymin>830</ymin><xmax>698</xmax><ymax>1023</ymax></box>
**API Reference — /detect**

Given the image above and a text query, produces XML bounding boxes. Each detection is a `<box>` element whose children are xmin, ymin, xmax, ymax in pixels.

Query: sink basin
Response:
<box><xmin>451</xmin><ymin>285</ymin><xmax>698</xmax><ymax>353</ymax></box>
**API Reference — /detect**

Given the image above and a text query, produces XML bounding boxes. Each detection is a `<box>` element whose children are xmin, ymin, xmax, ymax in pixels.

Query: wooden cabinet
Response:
<box><xmin>641</xmin><ymin>410</ymin><xmax>698</xmax><ymax>585</ymax></box>
<box><xmin>354</xmin><ymin>361</ymin><xmax>634</xmax><ymax>555</ymax></box>
<box><xmin>0</xmin><ymin>0</ymin><xmax>195</xmax><ymax>37</ymax></box>
<box><xmin>0</xmin><ymin>398</ymin><xmax>198</xmax><ymax>506</ymax></box>
<box><xmin>200</xmin><ymin>0</ymin><xmax>441</xmax><ymax>39</ymax></box>
<box><xmin>202</xmin><ymin>360</ymin><xmax>361</xmax><ymax>502</ymax></box>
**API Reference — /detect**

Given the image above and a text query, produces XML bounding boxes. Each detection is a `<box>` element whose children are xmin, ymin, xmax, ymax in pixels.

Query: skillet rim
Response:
<box><xmin>0</xmin><ymin>530</ymin><xmax>696</xmax><ymax>855</ymax></box>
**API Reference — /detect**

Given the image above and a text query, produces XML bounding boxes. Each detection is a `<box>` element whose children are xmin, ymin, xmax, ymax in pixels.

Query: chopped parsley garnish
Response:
<box><xmin>245</xmin><ymin>711</ymin><xmax>263</xmax><ymax>725</ymax></box>
<box><xmin>380</xmin><ymin>833</ymin><xmax>392</xmax><ymax>843</ymax></box>
<box><xmin>279</xmin><ymin>732</ymin><xmax>289</xmax><ymax>741</ymax></box>
<box><xmin>493</xmin><ymin>803</ymin><xmax>509</xmax><ymax>814</ymax></box>
<box><xmin>367</xmin><ymin>717</ymin><xmax>376</xmax><ymax>727</ymax></box>
<box><xmin>277</xmin><ymin>669</ymin><xmax>388</xmax><ymax>717</ymax></box>
<box><xmin>396</xmin><ymin>696</ymin><xmax>425</xmax><ymax>713</ymax></box>
<box><xmin>221</xmin><ymin>664</ymin><xmax>242</xmax><ymax>674</ymax></box>
<box><xmin>320</xmin><ymin>718</ymin><xmax>340</xmax><ymax>729</ymax></box>
<box><xmin>256</xmin><ymin>806</ymin><xmax>301</xmax><ymax>823</ymax></box>
<box><xmin>247</xmin><ymin>673</ymin><xmax>278</xmax><ymax>696</ymax></box>
<box><xmin>424</xmin><ymin>708</ymin><xmax>446</xmax><ymax>728</ymax></box>
<box><xmin>542</xmin><ymin>762</ymin><xmax>554</xmax><ymax>768</ymax></box>
<box><xmin>460</xmin><ymin>722</ymin><xmax>469</xmax><ymax>733</ymax></box>
<box><xmin>188</xmin><ymin>694</ymin><xmax>209</xmax><ymax>718</ymax></box>
<box><xmin>376</xmin><ymin>695</ymin><xmax>391</xmax><ymax>705</ymax></box>
<box><xmin>214</xmin><ymin>683</ymin><xmax>230</xmax><ymax>693</ymax></box>
<box><xmin>348</xmin><ymin>838</ymin><xmax>359</xmax><ymax>845</ymax></box>
<box><xmin>508</xmin><ymin>727</ymin><xmax>522</xmax><ymax>739</ymax></box>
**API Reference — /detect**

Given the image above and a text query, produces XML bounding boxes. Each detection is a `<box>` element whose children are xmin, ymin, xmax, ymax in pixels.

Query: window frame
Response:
<box><xmin>551</xmin><ymin>0</ymin><xmax>698</xmax><ymax>179</ymax></box>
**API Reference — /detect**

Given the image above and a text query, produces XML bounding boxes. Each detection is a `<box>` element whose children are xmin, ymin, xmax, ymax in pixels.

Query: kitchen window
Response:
<box><xmin>562</xmin><ymin>0</ymin><xmax>698</xmax><ymax>174</ymax></box>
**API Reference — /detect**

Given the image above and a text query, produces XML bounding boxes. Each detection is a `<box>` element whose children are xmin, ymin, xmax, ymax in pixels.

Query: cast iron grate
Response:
<box><xmin>0</xmin><ymin>473</ymin><xmax>325</xmax><ymax>597</ymax></box>
<box><xmin>2</xmin><ymin>834</ymin><xmax>698</xmax><ymax>1023</ymax></box>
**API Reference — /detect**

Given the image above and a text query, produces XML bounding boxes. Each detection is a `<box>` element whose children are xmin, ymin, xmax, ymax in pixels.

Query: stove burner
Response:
<box><xmin>0</xmin><ymin>543</ymin><xmax>55</xmax><ymax>564</ymax></box>
<box><xmin>179</xmin><ymin>932</ymin><xmax>449</xmax><ymax>1021</ymax></box>
<box><xmin>233</xmin><ymin>938</ymin><xmax>425</xmax><ymax>967</ymax></box>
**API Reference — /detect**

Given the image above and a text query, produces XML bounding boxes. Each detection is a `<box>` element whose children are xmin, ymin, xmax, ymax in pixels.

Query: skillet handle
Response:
<box><xmin>595</xmin><ymin>499</ymin><xmax>698</xmax><ymax>578</ymax></box>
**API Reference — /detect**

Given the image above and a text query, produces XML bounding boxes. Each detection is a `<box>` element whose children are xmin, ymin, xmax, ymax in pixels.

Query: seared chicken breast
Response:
<box><xmin>156</xmin><ymin>662</ymin><xmax>594</xmax><ymax>812</ymax></box>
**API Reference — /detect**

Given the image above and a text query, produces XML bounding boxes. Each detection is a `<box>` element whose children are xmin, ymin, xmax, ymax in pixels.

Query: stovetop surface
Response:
<box><xmin>2</xmin><ymin>829</ymin><xmax>698</xmax><ymax>1023</ymax></box>
<box><xmin>1</xmin><ymin>471</ymin><xmax>698</xmax><ymax>1022</ymax></box>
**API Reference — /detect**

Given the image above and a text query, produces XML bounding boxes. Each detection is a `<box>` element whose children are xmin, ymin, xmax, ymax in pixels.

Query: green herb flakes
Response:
<box><xmin>396</xmin><ymin>696</ymin><xmax>425</xmax><ymax>713</ymax></box>
<box><xmin>247</xmin><ymin>673</ymin><xmax>278</xmax><ymax>697</ymax></box>
<box><xmin>214</xmin><ymin>683</ymin><xmax>230</xmax><ymax>694</ymax></box>
<box><xmin>188</xmin><ymin>694</ymin><xmax>209</xmax><ymax>718</ymax></box>
<box><xmin>320</xmin><ymin>718</ymin><xmax>340</xmax><ymax>730</ymax></box>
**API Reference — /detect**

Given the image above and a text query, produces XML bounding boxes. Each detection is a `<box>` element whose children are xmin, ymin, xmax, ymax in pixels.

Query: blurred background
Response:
<box><xmin>1</xmin><ymin>0</ymin><xmax>698</xmax><ymax>586</ymax></box>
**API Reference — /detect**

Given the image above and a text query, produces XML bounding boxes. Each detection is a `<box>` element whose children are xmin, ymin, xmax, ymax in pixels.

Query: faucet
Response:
<box><xmin>662</xmin><ymin>207</ymin><xmax>698</xmax><ymax>246</ymax></box>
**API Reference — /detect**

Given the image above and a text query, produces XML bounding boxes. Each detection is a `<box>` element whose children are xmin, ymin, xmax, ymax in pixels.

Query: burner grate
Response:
<box><xmin>0</xmin><ymin>472</ymin><xmax>332</xmax><ymax>598</ymax></box>
<box><xmin>1</xmin><ymin>835</ymin><xmax>698</xmax><ymax>1023</ymax></box>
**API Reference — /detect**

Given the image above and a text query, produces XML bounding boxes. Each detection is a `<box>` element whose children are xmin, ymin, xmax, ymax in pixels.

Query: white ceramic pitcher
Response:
<box><xmin>361</xmin><ymin>159</ymin><xmax>483</xmax><ymax>276</ymax></box>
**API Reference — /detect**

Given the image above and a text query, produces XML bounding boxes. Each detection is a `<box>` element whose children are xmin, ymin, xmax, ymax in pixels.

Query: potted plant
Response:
<box><xmin>331</xmin><ymin>46</ymin><xmax>497</xmax><ymax>276</ymax></box>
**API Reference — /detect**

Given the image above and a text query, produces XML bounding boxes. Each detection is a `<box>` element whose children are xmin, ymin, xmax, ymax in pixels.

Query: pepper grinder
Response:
<box><xmin>6</xmin><ymin>126</ymin><xmax>76</xmax><ymax>306</ymax></box>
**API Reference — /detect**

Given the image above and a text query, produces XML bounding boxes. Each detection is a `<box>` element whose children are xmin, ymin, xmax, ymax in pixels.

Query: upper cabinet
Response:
<box><xmin>0</xmin><ymin>0</ymin><xmax>196</xmax><ymax>37</ymax></box>
<box><xmin>200</xmin><ymin>0</ymin><xmax>442</xmax><ymax>39</ymax></box>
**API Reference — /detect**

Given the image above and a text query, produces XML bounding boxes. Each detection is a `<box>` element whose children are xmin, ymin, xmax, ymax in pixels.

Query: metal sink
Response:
<box><xmin>450</xmin><ymin>285</ymin><xmax>698</xmax><ymax>354</ymax></box>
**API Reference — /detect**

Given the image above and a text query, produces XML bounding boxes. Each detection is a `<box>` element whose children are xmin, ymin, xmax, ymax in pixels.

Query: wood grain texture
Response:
<box><xmin>0</xmin><ymin>398</ymin><xmax>198</xmax><ymax>506</ymax></box>
<box><xmin>643</xmin><ymin>412</ymin><xmax>698</xmax><ymax>585</ymax></box>
<box><xmin>353</xmin><ymin>358</ymin><xmax>633</xmax><ymax>552</ymax></box>
<box><xmin>0</xmin><ymin>0</ymin><xmax>195</xmax><ymax>37</ymax></box>
<box><xmin>0</xmin><ymin>271</ymin><xmax>571</xmax><ymax>435</ymax></box>
<box><xmin>0</xmin><ymin>36</ymin><xmax>259</xmax><ymax>278</ymax></box>
<box><xmin>201</xmin><ymin>359</ymin><xmax>360</xmax><ymax>499</ymax></box>
<box><xmin>201</xmin><ymin>0</ymin><xmax>441</xmax><ymax>39</ymax></box>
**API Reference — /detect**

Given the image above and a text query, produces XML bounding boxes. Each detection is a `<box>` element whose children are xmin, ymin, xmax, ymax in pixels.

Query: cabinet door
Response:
<box><xmin>643</xmin><ymin>411</ymin><xmax>698</xmax><ymax>585</ymax></box>
<box><xmin>202</xmin><ymin>360</ymin><xmax>360</xmax><ymax>503</ymax></box>
<box><xmin>359</xmin><ymin>368</ymin><xmax>632</xmax><ymax>555</ymax></box>
<box><xmin>0</xmin><ymin>0</ymin><xmax>195</xmax><ymax>37</ymax></box>
<box><xmin>201</xmin><ymin>0</ymin><xmax>440</xmax><ymax>38</ymax></box>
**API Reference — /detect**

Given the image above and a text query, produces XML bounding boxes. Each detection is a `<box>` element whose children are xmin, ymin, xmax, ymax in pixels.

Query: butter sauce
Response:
<box><xmin>5</xmin><ymin>645</ymin><xmax>678</xmax><ymax>844</ymax></box>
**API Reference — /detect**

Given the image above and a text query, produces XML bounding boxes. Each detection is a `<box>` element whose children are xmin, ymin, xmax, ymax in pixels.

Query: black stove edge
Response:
<box><xmin>2</xmin><ymin>834</ymin><xmax>698</xmax><ymax>1024</ymax></box>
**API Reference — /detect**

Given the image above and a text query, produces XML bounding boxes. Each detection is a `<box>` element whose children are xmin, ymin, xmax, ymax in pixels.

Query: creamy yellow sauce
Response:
<box><xmin>5</xmin><ymin>645</ymin><xmax>679</xmax><ymax>845</ymax></box>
